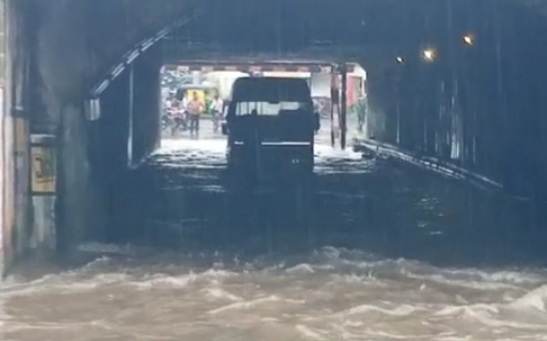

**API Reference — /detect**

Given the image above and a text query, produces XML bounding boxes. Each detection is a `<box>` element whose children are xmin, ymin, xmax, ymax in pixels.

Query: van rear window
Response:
<box><xmin>231</xmin><ymin>77</ymin><xmax>311</xmax><ymax>102</ymax></box>
<box><xmin>235</xmin><ymin>101</ymin><xmax>306</xmax><ymax>116</ymax></box>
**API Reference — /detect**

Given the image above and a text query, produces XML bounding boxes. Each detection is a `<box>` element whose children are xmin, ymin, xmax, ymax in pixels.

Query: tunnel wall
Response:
<box><xmin>365</xmin><ymin>0</ymin><xmax>547</xmax><ymax>201</ymax></box>
<box><xmin>85</xmin><ymin>71</ymin><xmax>131</xmax><ymax>245</ymax></box>
<box><xmin>9</xmin><ymin>0</ymin><xmax>32</xmax><ymax>262</ymax></box>
<box><xmin>82</xmin><ymin>45</ymin><xmax>163</xmax><ymax>246</ymax></box>
<box><xmin>132</xmin><ymin>45</ymin><xmax>162</xmax><ymax>167</ymax></box>
<box><xmin>0</xmin><ymin>0</ymin><xmax>10</xmax><ymax>273</ymax></box>
<box><xmin>1</xmin><ymin>0</ymin><xmax>169</xmax><ymax>262</ymax></box>
<box><xmin>4</xmin><ymin>0</ymin><xmax>172</xmax><ymax>259</ymax></box>
<box><xmin>56</xmin><ymin>104</ymin><xmax>94</xmax><ymax>254</ymax></box>
<box><xmin>1</xmin><ymin>0</ymin><xmax>38</xmax><ymax>273</ymax></box>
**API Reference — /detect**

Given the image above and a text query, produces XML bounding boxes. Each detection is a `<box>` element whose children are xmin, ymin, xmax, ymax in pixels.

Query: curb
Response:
<box><xmin>353</xmin><ymin>138</ymin><xmax>503</xmax><ymax>191</ymax></box>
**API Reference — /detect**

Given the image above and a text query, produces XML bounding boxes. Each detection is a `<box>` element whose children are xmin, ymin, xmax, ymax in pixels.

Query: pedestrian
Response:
<box><xmin>187</xmin><ymin>93</ymin><xmax>203</xmax><ymax>135</ymax></box>
<box><xmin>356</xmin><ymin>95</ymin><xmax>368</xmax><ymax>133</ymax></box>
<box><xmin>181</xmin><ymin>92</ymin><xmax>189</xmax><ymax>118</ymax></box>
<box><xmin>211</xmin><ymin>95</ymin><xmax>224</xmax><ymax>133</ymax></box>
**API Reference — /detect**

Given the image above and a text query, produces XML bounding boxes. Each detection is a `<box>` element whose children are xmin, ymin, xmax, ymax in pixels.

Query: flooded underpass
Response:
<box><xmin>3</xmin><ymin>134</ymin><xmax>547</xmax><ymax>340</ymax></box>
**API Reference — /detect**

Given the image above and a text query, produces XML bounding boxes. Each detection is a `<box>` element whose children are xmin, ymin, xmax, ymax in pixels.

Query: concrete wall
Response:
<box><xmin>55</xmin><ymin>51</ymin><xmax>163</xmax><ymax>254</ymax></box>
<box><xmin>132</xmin><ymin>45</ymin><xmax>162</xmax><ymax>167</ymax></box>
<box><xmin>0</xmin><ymin>0</ymin><xmax>175</xmax><ymax>265</ymax></box>
<box><xmin>0</xmin><ymin>0</ymin><xmax>10</xmax><ymax>274</ymax></box>
<box><xmin>1</xmin><ymin>0</ymin><xmax>38</xmax><ymax>273</ymax></box>
<box><xmin>363</xmin><ymin>1</ymin><xmax>547</xmax><ymax>201</ymax></box>
<box><xmin>80</xmin><ymin>44</ymin><xmax>162</xmax><ymax>246</ymax></box>
<box><xmin>20</xmin><ymin>0</ymin><xmax>187</xmax><ymax>256</ymax></box>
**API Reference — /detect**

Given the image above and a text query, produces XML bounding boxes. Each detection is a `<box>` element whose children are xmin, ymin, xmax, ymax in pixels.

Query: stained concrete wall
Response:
<box><xmin>18</xmin><ymin>0</ymin><xmax>188</xmax><ymax>256</ymax></box>
<box><xmin>81</xmin><ymin>44</ymin><xmax>163</xmax><ymax>247</ymax></box>
<box><xmin>1</xmin><ymin>0</ymin><xmax>37</xmax><ymax>273</ymax></box>
<box><xmin>364</xmin><ymin>1</ymin><xmax>547</xmax><ymax>200</ymax></box>
<box><xmin>1</xmin><ymin>0</ymin><xmax>174</xmax><ymax>265</ymax></box>
<box><xmin>0</xmin><ymin>0</ymin><xmax>10</xmax><ymax>274</ymax></box>
<box><xmin>49</xmin><ymin>48</ymin><xmax>163</xmax><ymax>256</ymax></box>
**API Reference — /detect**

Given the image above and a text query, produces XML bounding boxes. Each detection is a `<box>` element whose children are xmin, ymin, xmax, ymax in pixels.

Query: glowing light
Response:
<box><xmin>463</xmin><ymin>34</ymin><xmax>474</xmax><ymax>46</ymax></box>
<box><xmin>422</xmin><ymin>48</ymin><xmax>436</xmax><ymax>62</ymax></box>
<box><xmin>396</xmin><ymin>56</ymin><xmax>404</xmax><ymax>64</ymax></box>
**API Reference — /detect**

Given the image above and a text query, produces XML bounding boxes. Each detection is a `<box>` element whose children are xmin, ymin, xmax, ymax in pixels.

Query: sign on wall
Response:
<box><xmin>30</xmin><ymin>145</ymin><xmax>55</xmax><ymax>194</ymax></box>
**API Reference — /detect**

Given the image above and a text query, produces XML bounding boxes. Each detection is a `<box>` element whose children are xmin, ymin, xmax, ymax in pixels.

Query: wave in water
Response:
<box><xmin>2</xmin><ymin>245</ymin><xmax>547</xmax><ymax>340</ymax></box>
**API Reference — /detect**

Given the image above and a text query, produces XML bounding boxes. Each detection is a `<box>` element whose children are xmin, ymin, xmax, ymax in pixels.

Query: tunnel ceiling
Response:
<box><xmin>170</xmin><ymin>0</ymin><xmax>439</xmax><ymax>47</ymax></box>
<box><xmin>165</xmin><ymin>0</ymin><xmax>543</xmax><ymax>58</ymax></box>
<box><xmin>25</xmin><ymin>0</ymin><xmax>547</xmax><ymax>100</ymax></box>
<box><xmin>168</xmin><ymin>0</ymin><xmax>412</xmax><ymax>50</ymax></box>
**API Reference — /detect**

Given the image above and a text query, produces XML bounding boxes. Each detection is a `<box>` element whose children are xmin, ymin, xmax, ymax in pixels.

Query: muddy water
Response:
<box><xmin>2</xmin><ymin>137</ymin><xmax>547</xmax><ymax>340</ymax></box>
<box><xmin>2</xmin><ymin>248</ymin><xmax>547</xmax><ymax>340</ymax></box>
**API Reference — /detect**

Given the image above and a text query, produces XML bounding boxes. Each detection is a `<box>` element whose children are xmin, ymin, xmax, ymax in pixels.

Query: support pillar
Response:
<box><xmin>57</xmin><ymin>103</ymin><xmax>94</xmax><ymax>255</ymax></box>
<box><xmin>0</xmin><ymin>88</ymin><xmax>10</xmax><ymax>275</ymax></box>
<box><xmin>127</xmin><ymin>64</ymin><xmax>134</xmax><ymax>167</ymax></box>
<box><xmin>13</xmin><ymin>116</ymin><xmax>30</xmax><ymax>257</ymax></box>
<box><xmin>395</xmin><ymin>64</ymin><xmax>402</xmax><ymax>145</ymax></box>
<box><xmin>1</xmin><ymin>0</ymin><xmax>11</xmax><ymax>275</ymax></box>
<box><xmin>340</xmin><ymin>63</ymin><xmax>348</xmax><ymax>150</ymax></box>
<box><xmin>330</xmin><ymin>72</ymin><xmax>340</xmax><ymax>148</ymax></box>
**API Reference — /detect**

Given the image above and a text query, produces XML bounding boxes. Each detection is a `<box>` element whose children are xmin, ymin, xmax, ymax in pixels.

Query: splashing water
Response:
<box><xmin>2</xmin><ymin>246</ymin><xmax>547</xmax><ymax>341</ymax></box>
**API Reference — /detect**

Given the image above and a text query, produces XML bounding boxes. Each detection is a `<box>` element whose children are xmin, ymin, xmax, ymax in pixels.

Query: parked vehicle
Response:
<box><xmin>222</xmin><ymin>77</ymin><xmax>320</xmax><ymax>183</ymax></box>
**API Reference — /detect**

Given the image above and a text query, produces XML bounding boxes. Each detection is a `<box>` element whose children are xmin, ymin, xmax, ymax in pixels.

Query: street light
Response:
<box><xmin>421</xmin><ymin>48</ymin><xmax>436</xmax><ymax>62</ymax></box>
<box><xmin>463</xmin><ymin>33</ymin><xmax>475</xmax><ymax>46</ymax></box>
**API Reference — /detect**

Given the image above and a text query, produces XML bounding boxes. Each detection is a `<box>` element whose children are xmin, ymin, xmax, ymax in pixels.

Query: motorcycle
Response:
<box><xmin>161</xmin><ymin>112</ymin><xmax>174</xmax><ymax>136</ymax></box>
<box><xmin>162</xmin><ymin>109</ymin><xmax>189</xmax><ymax>136</ymax></box>
<box><xmin>212</xmin><ymin>110</ymin><xmax>222</xmax><ymax>133</ymax></box>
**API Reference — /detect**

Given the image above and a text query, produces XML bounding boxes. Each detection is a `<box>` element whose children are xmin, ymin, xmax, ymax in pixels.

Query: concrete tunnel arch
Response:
<box><xmin>88</xmin><ymin>13</ymin><xmax>204</xmax><ymax>102</ymax></box>
<box><xmin>4</xmin><ymin>0</ymin><xmax>547</xmax><ymax>275</ymax></box>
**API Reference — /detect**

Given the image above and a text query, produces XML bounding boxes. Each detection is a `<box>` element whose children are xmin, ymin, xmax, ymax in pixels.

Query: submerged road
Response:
<box><xmin>2</xmin><ymin>121</ymin><xmax>547</xmax><ymax>340</ymax></box>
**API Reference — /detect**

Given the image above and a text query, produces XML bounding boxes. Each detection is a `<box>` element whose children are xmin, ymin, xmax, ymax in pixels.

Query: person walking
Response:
<box><xmin>187</xmin><ymin>93</ymin><xmax>203</xmax><ymax>135</ymax></box>
<box><xmin>211</xmin><ymin>95</ymin><xmax>224</xmax><ymax>133</ymax></box>
<box><xmin>356</xmin><ymin>95</ymin><xmax>368</xmax><ymax>134</ymax></box>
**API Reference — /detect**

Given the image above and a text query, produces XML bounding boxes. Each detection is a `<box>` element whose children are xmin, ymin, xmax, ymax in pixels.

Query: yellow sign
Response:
<box><xmin>31</xmin><ymin>146</ymin><xmax>56</xmax><ymax>193</ymax></box>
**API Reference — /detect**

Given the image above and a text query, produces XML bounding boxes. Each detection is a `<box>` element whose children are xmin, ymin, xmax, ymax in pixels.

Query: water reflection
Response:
<box><xmin>118</xmin><ymin>138</ymin><xmax>547</xmax><ymax>268</ymax></box>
